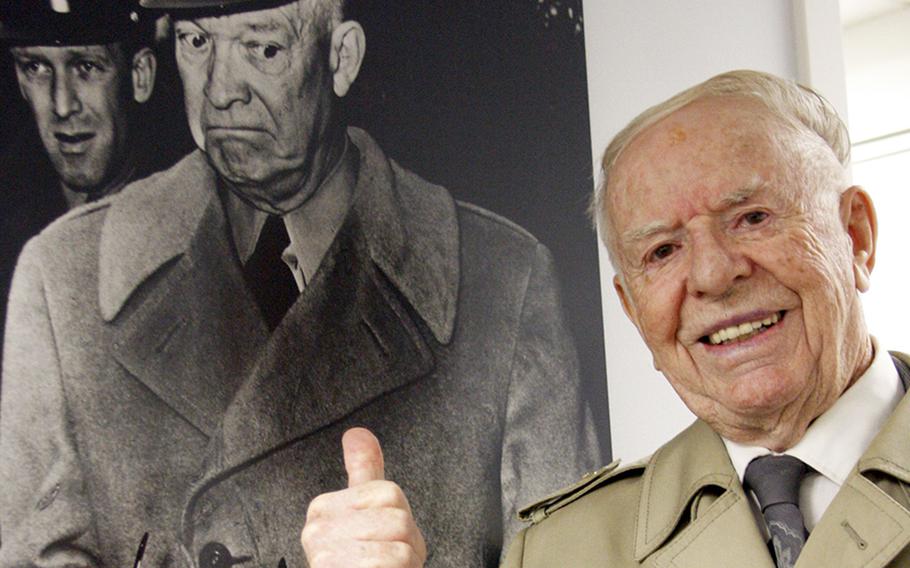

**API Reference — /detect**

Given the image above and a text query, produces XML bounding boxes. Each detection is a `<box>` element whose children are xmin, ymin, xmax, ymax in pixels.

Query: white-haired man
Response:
<box><xmin>503</xmin><ymin>70</ymin><xmax>909</xmax><ymax>567</ymax></box>
<box><xmin>0</xmin><ymin>0</ymin><xmax>601</xmax><ymax>566</ymax></box>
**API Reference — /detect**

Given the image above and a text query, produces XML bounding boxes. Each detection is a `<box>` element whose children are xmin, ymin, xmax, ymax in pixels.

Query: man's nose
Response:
<box><xmin>52</xmin><ymin>73</ymin><xmax>81</xmax><ymax>120</ymax></box>
<box><xmin>686</xmin><ymin>228</ymin><xmax>752</xmax><ymax>299</ymax></box>
<box><xmin>204</xmin><ymin>44</ymin><xmax>251</xmax><ymax>109</ymax></box>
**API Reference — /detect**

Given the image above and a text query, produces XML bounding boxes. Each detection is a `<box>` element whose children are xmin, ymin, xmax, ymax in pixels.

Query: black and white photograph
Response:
<box><xmin>0</xmin><ymin>1</ymin><xmax>608</xmax><ymax>566</ymax></box>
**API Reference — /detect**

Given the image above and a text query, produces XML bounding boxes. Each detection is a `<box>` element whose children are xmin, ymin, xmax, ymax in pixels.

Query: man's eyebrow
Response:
<box><xmin>620</xmin><ymin>181</ymin><xmax>766</xmax><ymax>244</ymax></box>
<box><xmin>244</xmin><ymin>21</ymin><xmax>285</xmax><ymax>33</ymax></box>
<box><xmin>717</xmin><ymin>181</ymin><xmax>763</xmax><ymax>209</ymax></box>
<box><xmin>65</xmin><ymin>47</ymin><xmax>115</xmax><ymax>65</ymax></box>
<box><xmin>10</xmin><ymin>50</ymin><xmax>48</xmax><ymax>63</ymax></box>
<box><xmin>621</xmin><ymin>220</ymin><xmax>676</xmax><ymax>244</ymax></box>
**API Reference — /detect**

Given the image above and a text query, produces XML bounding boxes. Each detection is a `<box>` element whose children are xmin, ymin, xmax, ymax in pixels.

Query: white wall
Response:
<box><xmin>582</xmin><ymin>0</ymin><xmax>846</xmax><ymax>461</ymax></box>
<box><xmin>843</xmin><ymin>6</ymin><xmax>910</xmax><ymax>366</ymax></box>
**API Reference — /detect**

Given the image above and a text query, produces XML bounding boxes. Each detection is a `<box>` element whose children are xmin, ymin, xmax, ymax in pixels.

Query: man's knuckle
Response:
<box><xmin>308</xmin><ymin>549</ymin><xmax>335</xmax><ymax>568</ymax></box>
<box><xmin>306</xmin><ymin>493</ymin><xmax>331</xmax><ymax>517</ymax></box>
<box><xmin>300</xmin><ymin>518</ymin><xmax>327</xmax><ymax>546</ymax></box>
<box><xmin>385</xmin><ymin>508</ymin><xmax>413</xmax><ymax>538</ymax></box>
<box><xmin>376</xmin><ymin>482</ymin><xmax>406</xmax><ymax>506</ymax></box>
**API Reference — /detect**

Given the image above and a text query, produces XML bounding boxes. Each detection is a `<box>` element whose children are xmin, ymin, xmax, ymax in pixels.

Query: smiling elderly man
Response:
<box><xmin>0</xmin><ymin>0</ymin><xmax>600</xmax><ymax>566</ymax></box>
<box><xmin>503</xmin><ymin>70</ymin><xmax>910</xmax><ymax>568</ymax></box>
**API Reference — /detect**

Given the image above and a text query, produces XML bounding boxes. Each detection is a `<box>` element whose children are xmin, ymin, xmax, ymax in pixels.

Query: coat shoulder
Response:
<box><xmin>35</xmin><ymin>152</ymin><xmax>207</xmax><ymax>247</ymax></box>
<box><xmin>518</xmin><ymin>457</ymin><xmax>648</xmax><ymax>525</ymax></box>
<box><xmin>455</xmin><ymin>200</ymin><xmax>539</xmax><ymax>245</ymax></box>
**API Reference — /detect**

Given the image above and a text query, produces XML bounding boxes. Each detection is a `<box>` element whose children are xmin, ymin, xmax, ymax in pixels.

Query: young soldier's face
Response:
<box><xmin>12</xmin><ymin>43</ymin><xmax>132</xmax><ymax>192</ymax></box>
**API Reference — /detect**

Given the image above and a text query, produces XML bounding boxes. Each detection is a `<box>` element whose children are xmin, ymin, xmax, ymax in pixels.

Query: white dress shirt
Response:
<box><xmin>723</xmin><ymin>337</ymin><xmax>903</xmax><ymax>531</ymax></box>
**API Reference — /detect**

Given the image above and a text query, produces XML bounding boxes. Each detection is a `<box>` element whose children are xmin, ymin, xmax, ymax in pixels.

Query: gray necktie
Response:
<box><xmin>744</xmin><ymin>455</ymin><xmax>809</xmax><ymax>568</ymax></box>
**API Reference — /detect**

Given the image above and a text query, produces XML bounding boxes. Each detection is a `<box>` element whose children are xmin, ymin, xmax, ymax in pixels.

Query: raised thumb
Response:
<box><xmin>342</xmin><ymin>427</ymin><xmax>385</xmax><ymax>487</ymax></box>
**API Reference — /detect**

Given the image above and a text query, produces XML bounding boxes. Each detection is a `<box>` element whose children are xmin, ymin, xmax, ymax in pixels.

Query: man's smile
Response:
<box><xmin>54</xmin><ymin>131</ymin><xmax>96</xmax><ymax>154</ymax></box>
<box><xmin>701</xmin><ymin>311</ymin><xmax>785</xmax><ymax>346</ymax></box>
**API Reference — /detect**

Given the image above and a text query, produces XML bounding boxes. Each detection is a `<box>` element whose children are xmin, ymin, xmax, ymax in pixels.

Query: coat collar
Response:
<box><xmin>634</xmin><ymin>419</ymin><xmax>742</xmax><ymax>560</ymax></box>
<box><xmin>856</xmin><ymin>352</ymin><xmax>910</xmax><ymax>484</ymax></box>
<box><xmin>98</xmin><ymin>128</ymin><xmax>459</xmax><ymax>344</ymax></box>
<box><xmin>99</xmin><ymin>150</ymin><xmax>215</xmax><ymax>322</ymax></box>
<box><xmin>347</xmin><ymin>127</ymin><xmax>458</xmax><ymax>344</ymax></box>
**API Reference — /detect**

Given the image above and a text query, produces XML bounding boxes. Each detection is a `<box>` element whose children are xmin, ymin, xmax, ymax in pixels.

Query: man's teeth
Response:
<box><xmin>708</xmin><ymin>313</ymin><xmax>780</xmax><ymax>345</ymax></box>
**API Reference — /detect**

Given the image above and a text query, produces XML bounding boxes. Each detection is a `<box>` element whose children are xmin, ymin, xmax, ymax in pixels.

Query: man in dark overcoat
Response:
<box><xmin>0</xmin><ymin>0</ymin><xmax>602</xmax><ymax>566</ymax></box>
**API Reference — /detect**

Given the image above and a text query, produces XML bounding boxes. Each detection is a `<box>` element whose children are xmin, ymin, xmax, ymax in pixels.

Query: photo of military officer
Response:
<box><xmin>0</xmin><ymin>1</ymin><xmax>605</xmax><ymax>567</ymax></box>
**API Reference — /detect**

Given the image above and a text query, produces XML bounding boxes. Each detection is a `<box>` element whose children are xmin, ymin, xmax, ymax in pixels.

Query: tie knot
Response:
<box><xmin>744</xmin><ymin>454</ymin><xmax>807</xmax><ymax>511</ymax></box>
<box><xmin>261</xmin><ymin>214</ymin><xmax>290</xmax><ymax>250</ymax></box>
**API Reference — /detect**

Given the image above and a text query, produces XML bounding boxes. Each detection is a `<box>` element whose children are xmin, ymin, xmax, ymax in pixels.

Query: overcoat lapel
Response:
<box><xmin>797</xmin><ymin>358</ymin><xmax>910</xmax><ymax>568</ymax></box>
<box><xmin>636</xmin><ymin>421</ymin><xmax>774</xmax><ymax>568</ymax></box>
<box><xmin>101</xmin><ymin>151</ymin><xmax>268</xmax><ymax>437</ymax></box>
<box><xmin>209</xmin><ymin>212</ymin><xmax>435</xmax><ymax>476</ymax></box>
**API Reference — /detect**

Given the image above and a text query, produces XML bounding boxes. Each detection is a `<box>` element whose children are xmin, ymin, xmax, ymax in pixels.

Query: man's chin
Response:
<box><xmin>57</xmin><ymin>170</ymin><xmax>106</xmax><ymax>194</ymax></box>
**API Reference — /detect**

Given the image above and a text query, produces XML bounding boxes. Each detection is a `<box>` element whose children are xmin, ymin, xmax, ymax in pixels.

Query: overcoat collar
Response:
<box><xmin>97</xmin><ymin>127</ymin><xmax>459</xmax><ymax>345</ymax></box>
<box><xmin>635</xmin><ymin>420</ymin><xmax>770</xmax><ymax>566</ymax></box>
<box><xmin>857</xmin><ymin>352</ymin><xmax>910</xmax><ymax>484</ymax></box>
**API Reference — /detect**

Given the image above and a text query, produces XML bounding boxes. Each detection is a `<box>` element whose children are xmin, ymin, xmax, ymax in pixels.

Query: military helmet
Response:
<box><xmin>0</xmin><ymin>0</ymin><xmax>149</xmax><ymax>46</ymax></box>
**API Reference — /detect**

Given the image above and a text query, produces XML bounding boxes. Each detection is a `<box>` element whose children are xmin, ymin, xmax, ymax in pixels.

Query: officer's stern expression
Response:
<box><xmin>11</xmin><ymin>44</ymin><xmax>132</xmax><ymax>193</ymax></box>
<box><xmin>608</xmin><ymin>96</ymin><xmax>876</xmax><ymax>451</ymax></box>
<box><xmin>174</xmin><ymin>3</ymin><xmax>336</xmax><ymax>213</ymax></box>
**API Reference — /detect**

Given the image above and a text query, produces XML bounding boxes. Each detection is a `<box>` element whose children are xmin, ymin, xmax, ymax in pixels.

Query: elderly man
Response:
<box><xmin>0</xmin><ymin>0</ymin><xmax>600</xmax><ymax>566</ymax></box>
<box><xmin>502</xmin><ymin>69</ymin><xmax>907</xmax><ymax>567</ymax></box>
<box><xmin>0</xmin><ymin>0</ymin><xmax>157</xmax><ymax>375</ymax></box>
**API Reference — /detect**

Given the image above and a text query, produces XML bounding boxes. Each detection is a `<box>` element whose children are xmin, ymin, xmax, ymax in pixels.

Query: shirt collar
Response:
<box><xmin>222</xmin><ymin>135</ymin><xmax>357</xmax><ymax>289</ymax></box>
<box><xmin>723</xmin><ymin>336</ymin><xmax>903</xmax><ymax>486</ymax></box>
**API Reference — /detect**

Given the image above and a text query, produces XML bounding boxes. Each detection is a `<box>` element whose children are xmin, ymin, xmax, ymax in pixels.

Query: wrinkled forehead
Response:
<box><xmin>604</xmin><ymin>98</ymin><xmax>824</xmax><ymax>249</ymax></box>
<box><xmin>610</xmin><ymin>97</ymin><xmax>801</xmax><ymax>197</ymax></box>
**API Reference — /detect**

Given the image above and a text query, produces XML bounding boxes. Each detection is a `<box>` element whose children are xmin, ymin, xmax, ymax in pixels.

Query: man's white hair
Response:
<box><xmin>590</xmin><ymin>69</ymin><xmax>850</xmax><ymax>268</ymax></box>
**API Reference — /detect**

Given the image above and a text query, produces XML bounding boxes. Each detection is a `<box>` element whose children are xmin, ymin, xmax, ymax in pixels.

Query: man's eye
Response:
<box><xmin>76</xmin><ymin>60</ymin><xmax>102</xmax><ymax>74</ymax></box>
<box><xmin>648</xmin><ymin>243</ymin><xmax>677</xmax><ymax>263</ymax></box>
<box><xmin>20</xmin><ymin>61</ymin><xmax>50</xmax><ymax>77</ymax></box>
<box><xmin>179</xmin><ymin>32</ymin><xmax>209</xmax><ymax>51</ymax></box>
<box><xmin>248</xmin><ymin>43</ymin><xmax>282</xmax><ymax>60</ymax></box>
<box><xmin>741</xmin><ymin>210</ymin><xmax>769</xmax><ymax>226</ymax></box>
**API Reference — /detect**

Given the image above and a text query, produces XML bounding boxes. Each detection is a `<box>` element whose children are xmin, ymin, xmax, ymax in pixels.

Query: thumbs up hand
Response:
<box><xmin>301</xmin><ymin>428</ymin><xmax>427</xmax><ymax>568</ymax></box>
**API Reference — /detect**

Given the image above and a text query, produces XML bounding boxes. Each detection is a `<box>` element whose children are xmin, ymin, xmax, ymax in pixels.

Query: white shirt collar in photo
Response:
<box><xmin>722</xmin><ymin>337</ymin><xmax>903</xmax><ymax>529</ymax></box>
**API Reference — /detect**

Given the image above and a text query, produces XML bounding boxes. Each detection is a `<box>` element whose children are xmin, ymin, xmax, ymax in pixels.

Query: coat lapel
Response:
<box><xmin>636</xmin><ymin>421</ymin><xmax>775</xmax><ymax>568</ymax></box>
<box><xmin>103</xmin><ymin>152</ymin><xmax>267</xmax><ymax>436</ymax></box>
<box><xmin>206</xmin><ymin>213</ymin><xmax>435</xmax><ymax>477</ymax></box>
<box><xmin>797</xmin><ymin>362</ymin><xmax>910</xmax><ymax>568</ymax></box>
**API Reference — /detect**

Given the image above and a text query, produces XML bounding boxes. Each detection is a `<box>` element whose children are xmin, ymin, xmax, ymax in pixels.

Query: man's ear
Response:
<box><xmin>841</xmin><ymin>185</ymin><xmax>877</xmax><ymax>292</ymax></box>
<box><xmin>131</xmin><ymin>48</ymin><xmax>157</xmax><ymax>104</ymax></box>
<box><xmin>329</xmin><ymin>20</ymin><xmax>365</xmax><ymax>98</ymax></box>
<box><xmin>613</xmin><ymin>273</ymin><xmax>638</xmax><ymax>326</ymax></box>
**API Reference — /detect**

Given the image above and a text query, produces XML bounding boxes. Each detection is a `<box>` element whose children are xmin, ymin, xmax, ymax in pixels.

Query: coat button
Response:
<box><xmin>198</xmin><ymin>542</ymin><xmax>250</xmax><ymax>567</ymax></box>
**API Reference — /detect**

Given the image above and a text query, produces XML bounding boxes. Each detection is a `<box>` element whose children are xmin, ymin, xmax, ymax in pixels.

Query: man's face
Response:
<box><xmin>11</xmin><ymin>44</ymin><xmax>131</xmax><ymax>192</ymax></box>
<box><xmin>609</xmin><ymin>96</ymin><xmax>874</xmax><ymax>450</ymax></box>
<box><xmin>174</xmin><ymin>3</ymin><xmax>334</xmax><ymax>212</ymax></box>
